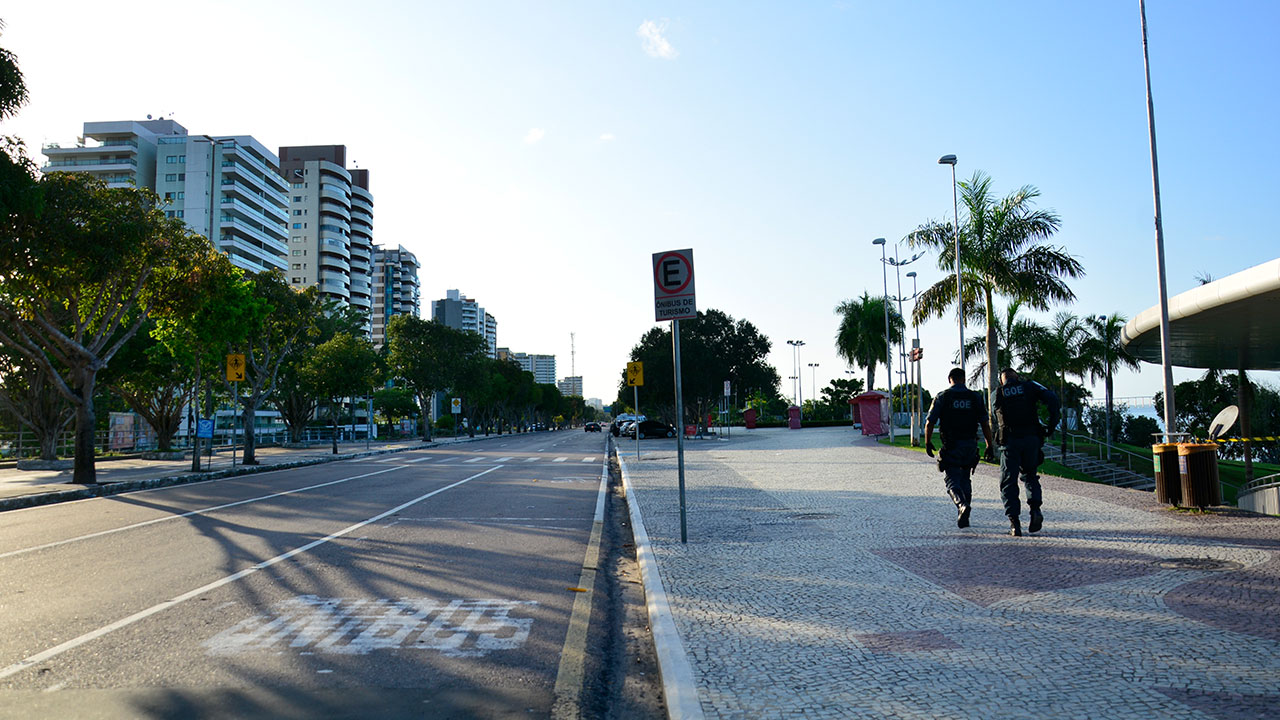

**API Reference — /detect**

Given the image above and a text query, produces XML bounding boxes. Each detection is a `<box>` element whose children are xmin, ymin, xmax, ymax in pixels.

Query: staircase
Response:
<box><xmin>1043</xmin><ymin>445</ymin><xmax>1155</xmax><ymax>491</ymax></box>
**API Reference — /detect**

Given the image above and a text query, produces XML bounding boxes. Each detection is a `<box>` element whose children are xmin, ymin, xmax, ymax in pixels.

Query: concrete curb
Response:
<box><xmin>0</xmin><ymin>433</ymin><xmax>500</xmax><ymax>514</ymax></box>
<box><xmin>615</xmin><ymin>443</ymin><xmax>705</xmax><ymax>720</ymax></box>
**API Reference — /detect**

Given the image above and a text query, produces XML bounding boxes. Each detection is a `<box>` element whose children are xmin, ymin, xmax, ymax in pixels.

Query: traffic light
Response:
<box><xmin>909</xmin><ymin>347</ymin><xmax>923</xmax><ymax>362</ymax></box>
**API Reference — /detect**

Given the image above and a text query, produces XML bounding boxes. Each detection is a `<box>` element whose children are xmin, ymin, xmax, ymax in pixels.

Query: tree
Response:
<box><xmin>1081</xmin><ymin>313</ymin><xmax>1140</xmax><ymax>449</ymax></box>
<box><xmin>374</xmin><ymin>385</ymin><xmax>419</xmax><ymax>437</ymax></box>
<box><xmin>223</xmin><ymin>271</ymin><xmax>321</xmax><ymax>465</ymax></box>
<box><xmin>0</xmin><ymin>20</ymin><xmax>26</xmax><ymax>122</ymax></box>
<box><xmin>908</xmin><ymin>171</ymin><xmax>1083</xmax><ymax>410</ymax></box>
<box><xmin>958</xmin><ymin>301</ymin><xmax>1048</xmax><ymax>387</ymax></box>
<box><xmin>834</xmin><ymin>293</ymin><xmax>903</xmax><ymax>391</ymax></box>
<box><xmin>819</xmin><ymin>377</ymin><xmax>864</xmax><ymax>418</ymax></box>
<box><xmin>0</xmin><ymin>343</ymin><xmax>72</xmax><ymax>460</ymax></box>
<box><xmin>301</xmin><ymin>332</ymin><xmax>381</xmax><ymax>454</ymax></box>
<box><xmin>0</xmin><ymin>173</ymin><xmax>214</xmax><ymax>483</ymax></box>
<box><xmin>1024</xmin><ymin>311</ymin><xmax>1090</xmax><ymax>454</ymax></box>
<box><xmin>617</xmin><ymin>309</ymin><xmax>779</xmax><ymax>427</ymax></box>
<box><xmin>103</xmin><ymin>318</ymin><xmax>190</xmax><ymax>453</ymax></box>
<box><xmin>271</xmin><ymin>300</ymin><xmax>368</xmax><ymax>443</ymax></box>
<box><xmin>386</xmin><ymin>316</ymin><xmax>487</xmax><ymax>440</ymax></box>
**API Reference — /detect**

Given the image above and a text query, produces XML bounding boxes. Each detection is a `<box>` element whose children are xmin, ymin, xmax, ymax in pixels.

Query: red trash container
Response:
<box><xmin>787</xmin><ymin>405</ymin><xmax>802</xmax><ymax>430</ymax></box>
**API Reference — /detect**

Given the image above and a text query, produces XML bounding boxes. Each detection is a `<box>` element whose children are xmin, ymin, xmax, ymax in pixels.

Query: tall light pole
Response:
<box><xmin>887</xmin><ymin>244</ymin><xmax>925</xmax><ymax>440</ymax></box>
<box><xmin>872</xmin><ymin>238</ymin><xmax>894</xmax><ymax>441</ymax></box>
<box><xmin>907</xmin><ymin>270</ymin><xmax>922</xmax><ymax>444</ymax></box>
<box><xmin>808</xmin><ymin>363</ymin><xmax>819</xmax><ymax>408</ymax></box>
<box><xmin>787</xmin><ymin>340</ymin><xmax>805</xmax><ymax>409</ymax></box>
<box><xmin>939</xmin><ymin>154</ymin><xmax>963</xmax><ymax>378</ymax></box>
<box><xmin>1140</xmin><ymin>0</ymin><xmax>1177</xmax><ymax>442</ymax></box>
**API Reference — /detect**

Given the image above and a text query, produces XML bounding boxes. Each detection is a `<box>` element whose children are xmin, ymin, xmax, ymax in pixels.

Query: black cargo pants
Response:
<box><xmin>939</xmin><ymin>441</ymin><xmax>978</xmax><ymax>509</ymax></box>
<box><xmin>999</xmin><ymin>434</ymin><xmax>1043</xmax><ymax>519</ymax></box>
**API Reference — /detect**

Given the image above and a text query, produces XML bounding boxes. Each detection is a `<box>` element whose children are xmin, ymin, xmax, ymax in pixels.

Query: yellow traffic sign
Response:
<box><xmin>226</xmin><ymin>353</ymin><xmax>246</xmax><ymax>382</ymax></box>
<box><xmin>626</xmin><ymin>361</ymin><xmax>644</xmax><ymax>387</ymax></box>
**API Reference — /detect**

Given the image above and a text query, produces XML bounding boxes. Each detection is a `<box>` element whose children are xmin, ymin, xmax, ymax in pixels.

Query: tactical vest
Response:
<box><xmin>938</xmin><ymin>387</ymin><xmax>982</xmax><ymax>444</ymax></box>
<box><xmin>995</xmin><ymin>380</ymin><xmax>1043</xmax><ymax>438</ymax></box>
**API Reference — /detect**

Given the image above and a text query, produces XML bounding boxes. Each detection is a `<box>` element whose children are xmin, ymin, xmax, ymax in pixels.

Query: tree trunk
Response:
<box><xmin>331</xmin><ymin>398</ymin><xmax>339</xmax><ymax>454</ymax></box>
<box><xmin>985</xmin><ymin>288</ymin><xmax>999</xmax><ymax>415</ymax></box>
<box><xmin>241</xmin><ymin>403</ymin><xmax>258</xmax><ymax>465</ymax></box>
<box><xmin>866</xmin><ymin>364</ymin><xmax>875</xmax><ymax>395</ymax></box>
<box><xmin>191</xmin><ymin>368</ymin><xmax>202</xmax><ymax>472</ymax></box>
<box><xmin>72</xmin><ymin>372</ymin><xmax>97</xmax><ymax>485</ymax></box>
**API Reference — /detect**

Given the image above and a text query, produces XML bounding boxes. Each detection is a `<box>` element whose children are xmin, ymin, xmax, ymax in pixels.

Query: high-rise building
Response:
<box><xmin>277</xmin><ymin>145</ymin><xmax>374</xmax><ymax>330</ymax></box>
<box><xmin>372</xmin><ymin>245</ymin><xmax>420</xmax><ymax>347</ymax></box>
<box><xmin>42</xmin><ymin>120</ymin><xmax>290</xmax><ymax>274</ymax></box>
<box><xmin>557</xmin><ymin>376</ymin><xmax>583</xmax><ymax>397</ymax></box>
<box><xmin>432</xmin><ymin>290</ymin><xmax>497</xmax><ymax>358</ymax></box>
<box><xmin>497</xmin><ymin>349</ymin><xmax>557</xmax><ymax>385</ymax></box>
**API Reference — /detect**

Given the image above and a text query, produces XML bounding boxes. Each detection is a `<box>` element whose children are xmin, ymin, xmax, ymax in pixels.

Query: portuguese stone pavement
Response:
<box><xmin>620</xmin><ymin>427</ymin><xmax>1280</xmax><ymax>719</ymax></box>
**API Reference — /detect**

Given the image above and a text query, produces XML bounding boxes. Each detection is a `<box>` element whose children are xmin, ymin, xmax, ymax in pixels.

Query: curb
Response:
<box><xmin>615</xmin><ymin>442</ymin><xmax>705</xmax><ymax>720</ymax></box>
<box><xmin>0</xmin><ymin>434</ymin><xmax>499</xmax><ymax>514</ymax></box>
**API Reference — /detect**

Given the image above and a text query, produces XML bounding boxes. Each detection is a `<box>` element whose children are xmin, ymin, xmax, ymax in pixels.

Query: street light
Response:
<box><xmin>886</xmin><ymin>245</ymin><xmax>925</xmax><ymax>443</ymax></box>
<box><xmin>807</xmin><ymin>363</ymin><xmax>819</xmax><ymax>408</ymax></box>
<box><xmin>938</xmin><ymin>154</ymin><xmax>963</xmax><ymax>378</ymax></box>
<box><xmin>872</xmin><ymin>238</ymin><xmax>894</xmax><ymax>441</ymax></box>
<box><xmin>907</xmin><ymin>270</ymin><xmax>922</xmax><ymax>444</ymax></box>
<box><xmin>787</xmin><ymin>339</ymin><xmax>805</xmax><ymax>409</ymax></box>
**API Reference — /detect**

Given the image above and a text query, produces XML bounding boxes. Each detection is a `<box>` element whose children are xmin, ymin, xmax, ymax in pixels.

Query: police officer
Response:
<box><xmin>925</xmin><ymin>367</ymin><xmax>996</xmax><ymax>529</ymax></box>
<box><xmin>992</xmin><ymin>368</ymin><xmax>1061</xmax><ymax>536</ymax></box>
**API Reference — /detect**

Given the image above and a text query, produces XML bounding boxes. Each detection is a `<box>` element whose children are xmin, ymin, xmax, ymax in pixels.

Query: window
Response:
<box><xmin>292</xmin><ymin>223</ymin><xmax>302</xmax><ymax>229</ymax></box>
<box><xmin>178</xmin><ymin>173</ymin><xmax>185</xmax><ymax>181</ymax></box>
<box><xmin>292</xmin><ymin>263</ymin><xmax>302</xmax><ymax>270</ymax></box>
<box><xmin>164</xmin><ymin>192</ymin><xmax>174</xmax><ymax>201</ymax></box>
<box><xmin>176</xmin><ymin>192</ymin><xmax>184</xmax><ymax>200</ymax></box>
<box><xmin>291</xmin><ymin>249</ymin><xmax>302</xmax><ymax>256</ymax></box>
<box><xmin>292</xmin><ymin>236</ymin><xmax>302</xmax><ymax>242</ymax></box>
<box><xmin>292</xmin><ymin>182</ymin><xmax>303</xmax><ymax>189</ymax></box>
<box><xmin>166</xmin><ymin>156</ymin><xmax>177</xmax><ymax>164</ymax></box>
<box><xmin>165</xmin><ymin>173</ymin><xmax>177</xmax><ymax>182</ymax></box>
<box><xmin>291</xmin><ymin>277</ymin><xmax>302</xmax><ymax>283</ymax></box>
<box><xmin>165</xmin><ymin>211</ymin><xmax>175</xmax><ymax>218</ymax></box>
<box><xmin>176</xmin><ymin>210</ymin><xmax>184</xmax><ymax>218</ymax></box>
<box><xmin>293</xmin><ymin>209</ymin><xmax>302</xmax><ymax>216</ymax></box>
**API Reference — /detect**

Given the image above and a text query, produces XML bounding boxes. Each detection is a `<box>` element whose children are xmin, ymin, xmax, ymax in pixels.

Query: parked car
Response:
<box><xmin>620</xmin><ymin>421</ymin><xmax>637</xmax><ymax>438</ymax></box>
<box><xmin>635</xmin><ymin>420</ymin><xmax>677</xmax><ymax>438</ymax></box>
<box><xmin>584</xmin><ymin>422</ymin><xmax>601</xmax><ymax>432</ymax></box>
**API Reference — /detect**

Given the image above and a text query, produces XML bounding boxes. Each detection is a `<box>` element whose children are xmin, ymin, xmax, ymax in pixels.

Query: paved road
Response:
<box><xmin>623</xmin><ymin>427</ymin><xmax>1280</xmax><ymax>720</ymax></box>
<box><xmin>0</xmin><ymin>431</ymin><xmax>612</xmax><ymax>719</ymax></box>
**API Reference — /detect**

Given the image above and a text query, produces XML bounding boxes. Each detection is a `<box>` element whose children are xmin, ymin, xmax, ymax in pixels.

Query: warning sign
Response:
<box><xmin>652</xmin><ymin>248</ymin><xmax>696</xmax><ymax>322</ymax></box>
<box><xmin>226</xmin><ymin>354</ymin><xmax>245</xmax><ymax>382</ymax></box>
<box><xmin>627</xmin><ymin>361</ymin><xmax>644</xmax><ymax>387</ymax></box>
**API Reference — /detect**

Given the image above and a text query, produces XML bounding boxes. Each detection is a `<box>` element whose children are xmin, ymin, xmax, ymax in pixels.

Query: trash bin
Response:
<box><xmin>1177</xmin><ymin>443</ymin><xmax>1221</xmax><ymax>508</ymax></box>
<box><xmin>1151</xmin><ymin>443</ymin><xmax>1181</xmax><ymax>505</ymax></box>
<box><xmin>743</xmin><ymin>408</ymin><xmax>758</xmax><ymax>430</ymax></box>
<box><xmin>787</xmin><ymin>405</ymin><xmax>802</xmax><ymax>430</ymax></box>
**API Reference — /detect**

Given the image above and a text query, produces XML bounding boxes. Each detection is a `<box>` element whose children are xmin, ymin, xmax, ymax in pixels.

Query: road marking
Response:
<box><xmin>551</xmin><ymin>454</ymin><xmax>609</xmax><ymax>719</ymax></box>
<box><xmin>0</xmin><ymin>465</ymin><xmax>411</xmax><ymax>561</ymax></box>
<box><xmin>205</xmin><ymin>596</ymin><xmax>536</xmax><ymax>657</ymax></box>
<box><xmin>404</xmin><ymin>457</ymin><xmax>428</xmax><ymax>464</ymax></box>
<box><xmin>496</xmin><ymin>457</ymin><xmax>514</xmax><ymax>462</ymax></box>
<box><xmin>553</xmin><ymin>457</ymin><xmax>567</xmax><ymax>463</ymax></box>
<box><xmin>581</xmin><ymin>457</ymin><xmax>595</xmax><ymax>463</ymax></box>
<box><xmin>524</xmin><ymin>457</ymin><xmax>539</xmax><ymax>463</ymax></box>
<box><xmin>0</xmin><ymin>466</ymin><xmax>502</xmax><ymax>680</ymax></box>
<box><xmin>464</xmin><ymin>457</ymin><xmax>483</xmax><ymax>463</ymax></box>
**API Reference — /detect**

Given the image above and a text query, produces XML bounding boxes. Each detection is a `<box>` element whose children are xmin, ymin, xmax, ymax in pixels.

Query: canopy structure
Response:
<box><xmin>1121</xmin><ymin>258</ymin><xmax>1280</xmax><ymax>371</ymax></box>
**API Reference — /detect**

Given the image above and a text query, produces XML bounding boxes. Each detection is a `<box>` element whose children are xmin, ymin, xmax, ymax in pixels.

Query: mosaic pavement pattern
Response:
<box><xmin>622</xmin><ymin>428</ymin><xmax>1280</xmax><ymax>719</ymax></box>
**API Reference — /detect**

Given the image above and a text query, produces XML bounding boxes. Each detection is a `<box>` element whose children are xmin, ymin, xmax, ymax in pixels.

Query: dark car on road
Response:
<box><xmin>634</xmin><ymin>420</ymin><xmax>677</xmax><ymax>439</ymax></box>
<box><xmin>584</xmin><ymin>422</ymin><xmax>601</xmax><ymax>432</ymax></box>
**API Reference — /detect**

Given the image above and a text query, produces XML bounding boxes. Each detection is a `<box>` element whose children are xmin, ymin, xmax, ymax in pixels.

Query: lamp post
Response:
<box><xmin>886</xmin><ymin>245</ymin><xmax>925</xmax><ymax>442</ymax></box>
<box><xmin>907</xmin><ymin>270</ymin><xmax>922</xmax><ymax>444</ymax></box>
<box><xmin>787</xmin><ymin>340</ymin><xmax>805</xmax><ymax>410</ymax></box>
<box><xmin>938</xmin><ymin>154</ymin><xmax>963</xmax><ymax>378</ymax></box>
<box><xmin>872</xmin><ymin>238</ymin><xmax>894</xmax><ymax>441</ymax></box>
<box><xmin>1098</xmin><ymin>315</ymin><xmax>1112</xmax><ymax>460</ymax></box>
<box><xmin>808</xmin><ymin>363</ymin><xmax>819</xmax><ymax>409</ymax></box>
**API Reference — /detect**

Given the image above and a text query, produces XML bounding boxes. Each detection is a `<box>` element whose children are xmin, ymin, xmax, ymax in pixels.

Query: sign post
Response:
<box><xmin>451</xmin><ymin>397</ymin><xmax>462</xmax><ymax>438</ymax></box>
<box><xmin>227</xmin><ymin>354</ymin><xmax>245</xmax><ymax>467</ymax></box>
<box><xmin>653</xmin><ymin>248</ymin><xmax>696</xmax><ymax>543</ymax></box>
<box><xmin>627</xmin><ymin>361</ymin><xmax>644</xmax><ymax>459</ymax></box>
<box><xmin>194</xmin><ymin>419</ymin><xmax>214</xmax><ymax>472</ymax></box>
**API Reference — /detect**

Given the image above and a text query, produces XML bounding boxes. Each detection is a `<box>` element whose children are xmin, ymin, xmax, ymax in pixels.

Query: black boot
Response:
<box><xmin>1008</xmin><ymin>517</ymin><xmax>1022</xmax><ymax>537</ymax></box>
<box><xmin>1029</xmin><ymin>508</ymin><xmax>1043</xmax><ymax>534</ymax></box>
<box><xmin>957</xmin><ymin>504</ymin><xmax>971</xmax><ymax>529</ymax></box>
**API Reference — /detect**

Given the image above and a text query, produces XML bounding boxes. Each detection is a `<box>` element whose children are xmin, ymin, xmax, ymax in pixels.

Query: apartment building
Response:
<box><xmin>372</xmin><ymin>245</ymin><xmax>421</xmax><ymax>347</ymax></box>
<box><xmin>496</xmin><ymin>348</ymin><xmax>557</xmax><ymax>385</ymax></box>
<box><xmin>431</xmin><ymin>290</ymin><xmax>497</xmax><ymax>358</ymax></box>
<box><xmin>42</xmin><ymin>119</ymin><xmax>290</xmax><ymax>274</ymax></box>
<box><xmin>557</xmin><ymin>376</ymin><xmax>583</xmax><ymax>397</ymax></box>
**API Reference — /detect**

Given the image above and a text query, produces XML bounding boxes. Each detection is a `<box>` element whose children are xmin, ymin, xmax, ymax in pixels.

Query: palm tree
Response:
<box><xmin>958</xmin><ymin>300</ymin><xmax>1048</xmax><ymax>387</ymax></box>
<box><xmin>834</xmin><ymin>292</ymin><xmax>903</xmax><ymax>392</ymax></box>
<box><xmin>1082</xmin><ymin>313</ymin><xmax>1140</xmax><ymax>452</ymax></box>
<box><xmin>908</xmin><ymin>171</ymin><xmax>1084</xmax><ymax>410</ymax></box>
<box><xmin>1026</xmin><ymin>311</ymin><xmax>1089</xmax><ymax>454</ymax></box>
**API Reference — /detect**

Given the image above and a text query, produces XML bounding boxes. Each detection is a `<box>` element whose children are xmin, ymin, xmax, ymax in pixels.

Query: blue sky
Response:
<box><xmin>5</xmin><ymin>1</ymin><xmax>1278</xmax><ymax>407</ymax></box>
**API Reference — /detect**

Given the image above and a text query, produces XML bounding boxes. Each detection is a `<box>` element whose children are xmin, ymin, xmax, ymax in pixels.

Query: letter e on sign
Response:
<box><xmin>652</xmin><ymin>248</ymin><xmax>696</xmax><ymax>322</ymax></box>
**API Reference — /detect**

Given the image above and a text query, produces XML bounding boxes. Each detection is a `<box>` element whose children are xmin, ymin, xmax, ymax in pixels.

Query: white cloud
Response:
<box><xmin>637</xmin><ymin>20</ymin><xmax>678</xmax><ymax>59</ymax></box>
<box><xmin>523</xmin><ymin>128</ymin><xmax>545</xmax><ymax>144</ymax></box>
<box><xmin>599</xmin><ymin>133</ymin><xmax>616</xmax><ymax>142</ymax></box>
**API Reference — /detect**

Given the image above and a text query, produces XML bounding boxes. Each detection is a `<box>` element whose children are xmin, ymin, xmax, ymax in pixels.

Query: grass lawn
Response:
<box><xmin>876</xmin><ymin>433</ymin><xmax>1101</xmax><ymax>485</ymax></box>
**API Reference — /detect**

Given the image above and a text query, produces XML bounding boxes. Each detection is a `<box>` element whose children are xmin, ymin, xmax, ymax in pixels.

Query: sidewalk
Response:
<box><xmin>0</xmin><ymin>435</ymin><xmax>491</xmax><ymax>512</ymax></box>
<box><xmin>620</xmin><ymin>427</ymin><xmax>1280</xmax><ymax>720</ymax></box>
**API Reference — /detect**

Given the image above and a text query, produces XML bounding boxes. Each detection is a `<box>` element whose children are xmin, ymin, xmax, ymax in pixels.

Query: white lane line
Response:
<box><xmin>404</xmin><ymin>457</ymin><xmax>428</xmax><ymax>464</ymax></box>
<box><xmin>0</xmin><ymin>466</ymin><xmax>503</xmax><ymax>681</ymax></box>
<box><xmin>0</xmin><ymin>465</ymin><xmax>410</xmax><ymax>561</ymax></box>
<box><xmin>581</xmin><ymin>457</ymin><xmax>595</xmax><ymax>463</ymax></box>
<box><xmin>496</xmin><ymin>457</ymin><xmax>514</xmax><ymax>462</ymax></box>
<box><xmin>553</xmin><ymin>457</ymin><xmax>568</xmax><ymax>463</ymax></box>
<box><xmin>464</xmin><ymin>458</ymin><xmax>484</xmax><ymax>464</ymax></box>
<box><xmin>523</xmin><ymin>457</ymin><xmax>539</xmax><ymax>463</ymax></box>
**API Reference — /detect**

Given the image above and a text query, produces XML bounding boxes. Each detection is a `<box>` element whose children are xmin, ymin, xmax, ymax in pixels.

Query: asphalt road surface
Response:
<box><xmin>0</xmin><ymin>431</ymin><xmax>618</xmax><ymax>719</ymax></box>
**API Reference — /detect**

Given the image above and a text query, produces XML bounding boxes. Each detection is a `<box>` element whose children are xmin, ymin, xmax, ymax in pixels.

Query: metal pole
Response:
<box><xmin>673</xmin><ymin>319</ymin><xmax>687</xmax><ymax>544</ymax></box>
<box><xmin>366</xmin><ymin>391</ymin><xmax>372</xmax><ymax>450</ymax></box>
<box><xmin>1140</xmin><ymin>0</ymin><xmax>1177</xmax><ymax>442</ymax></box>
<box><xmin>231</xmin><ymin>381</ymin><xmax>238</xmax><ymax>467</ymax></box>
<box><xmin>894</xmin><ymin>248</ymin><xmax>907</xmax><ymax>435</ymax></box>
<box><xmin>951</xmin><ymin>162</ymin><xmax>964</xmax><ymax>379</ymax></box>
<box><xmin>634</xmin><ymin>384</ymin><xmax>640</xmax><ymax>459</ymax></box>
<box><xmin>877</xmin><ymin>240</ymin><xmax>895</xmax><ymax>442</ymax></box>
<box><xmin>911</xmin><ymin>273</ymin><xmax>922</xmax><ymax>443</ymax></box>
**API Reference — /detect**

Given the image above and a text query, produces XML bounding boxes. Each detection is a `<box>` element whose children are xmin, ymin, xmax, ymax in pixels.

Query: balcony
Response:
<box><xmin>43</xmin><ymin>156</ymin><xmax>138</xmax><ymax>169</ymax></box>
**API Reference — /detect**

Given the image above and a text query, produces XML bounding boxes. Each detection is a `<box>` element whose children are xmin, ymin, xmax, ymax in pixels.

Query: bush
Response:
<box><xmin>1122</xmin><ymin>414</ymin><xmax>1162</xmax><ymax>447</ymax></box>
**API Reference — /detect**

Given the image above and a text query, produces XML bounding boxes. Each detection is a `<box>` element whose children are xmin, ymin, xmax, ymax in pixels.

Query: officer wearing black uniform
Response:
<box><xmin>992</xmin><ymin>368</ymin><xmax>1061</xmax><ymax>536</ymax></box>
<box><xmin>925</xmin><ymin>368</ymin><xmax>996</xmax><ymax>529</ymax></box>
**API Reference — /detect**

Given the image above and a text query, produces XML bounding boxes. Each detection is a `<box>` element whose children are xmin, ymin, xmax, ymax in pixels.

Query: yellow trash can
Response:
<box><xmin>1177</xmin><ymin>443</ymin><xmax>1221</xmax><ymax>509</ymax></box>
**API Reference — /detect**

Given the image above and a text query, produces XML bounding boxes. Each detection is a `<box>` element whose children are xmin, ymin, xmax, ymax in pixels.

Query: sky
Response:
<box><xmin>4</xmin><ymin>1</ymin><xmax>1279</xmax><ymax>412</ymax></box>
